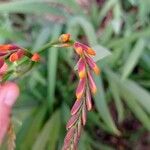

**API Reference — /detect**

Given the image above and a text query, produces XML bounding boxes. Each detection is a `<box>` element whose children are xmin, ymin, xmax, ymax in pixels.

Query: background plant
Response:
<box><xmin>0</xmin><ymin>0</ymin><xmax>150</xmax><ymax>150</ymax></box>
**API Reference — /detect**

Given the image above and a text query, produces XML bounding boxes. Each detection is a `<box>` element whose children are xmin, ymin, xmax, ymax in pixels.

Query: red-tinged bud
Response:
<box><xmin>9</xmin><ymin>49</ymin><xmax>25</xmax><ymax>62</ymax></box>
<box><xmin>87</xmin><ymin>71</ymin><xmax>97</xmax><ymax>94</ymax></box>
<box><xmin>86</xmin><ymin>56</ymin><xmax>100</xmax><ymax>75</ymax></box>
<box><xmin>31</xmin><ymin>53</ymin><xmax>40</xmax><ymax>62</ymax></box>
<box><xmin>74</xmin><ymin>42</ymin><xmax>96</xmax><ymax>56</ymax></box>
<box><xmin>0</xmin><ymin>59</ymin><xmax>4</xmax><ymax>69</ymax></box>
<box><xmin>76</xmin><ymin>78</ymin><xmax>86</xmax><ymax>99</ymax></box>
<box><xmin>71</xmin><ymin>100</ymin><xmax>82</xmax><ymax>115</ymax></box>
<box><xmin>77</xmin><ymin>58</ymin><xmax>86</xmax><ymax>78</ymax></box>
<box><xmin>0</xmin><ymin>44</ymin><xmax>19</xmax><ymax>52</ymax></box>
<box><xmin>66</xmin><ymin>114</ymin><xmax>78</xmax><ymax>130</ymax></box>
<box><xmin>74</xmin><ymin>42</ymin><xmax>83</xmax><ymax>55</ymax></box>
<box><xmin>59</xmin><ymin>33</ymin><xmax>71</xmax><ymax>43</ymax></box>
<box><xmin>63</xmin><ymin>128</ymin><xmax>75</xmax><ymax>150</ymax></box>
<box><xmin>0</xmin><ymin>52</ymin><xmax>7</xmax><ymax>57</ymax></box>
<box><xmin>9</xmin><ymin>53</ymin><xmax>18</xmax><ymax>62</ymax></box>
<box><xmin>0</xmin><ymin>63</ymin><xmax>7</xmax><ymax>76</ymax></box>
<box><xmin>85</xmin><ymin>87</ymin><xmax>92</xmax><ymax>111</ymax></box>
<box><xmin>82</xmin><ymin>103</ymin><xmax>87</xmax><ymax>126</ymax></box>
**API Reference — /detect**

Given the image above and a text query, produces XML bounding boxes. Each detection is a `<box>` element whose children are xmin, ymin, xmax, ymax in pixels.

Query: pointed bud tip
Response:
<box><xmin>75</xmin><ymin>47</ymin><xmax>83</xmax><ymax>55</ymax></box>
<box><xmin>9</xmin><ymin>53</ymin><xmax>19</xmax><ymax>62</ymax></box>
<box><xmin>31</xmin><ymin>53</ymin><xmax>40</xmax><ymax>62</ymax></box>
<box><xmin>59</xmin><ymin>33</ymin><xmax>71</xmax><ymax>43</ymax></box>
<box><xmin>93</xmin><ymin>65</ymin><xmax>100</xmax><ymax>75</ymax></box>
<box><xmin>86</xmin><ymin>48</ymin><xmax>96</xmax><ymax>56</ymax></box>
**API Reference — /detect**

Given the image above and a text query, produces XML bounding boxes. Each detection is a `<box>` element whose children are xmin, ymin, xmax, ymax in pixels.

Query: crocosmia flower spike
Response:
<box><xmin>61</xmin><ymin>34</ymin><xmax>100</xmax><ymax>150</ymax></box>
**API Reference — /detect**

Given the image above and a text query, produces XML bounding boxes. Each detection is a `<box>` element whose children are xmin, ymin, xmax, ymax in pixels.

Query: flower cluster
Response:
<box><xmin>0</xmin><ymin>34</ymin><xmax>100</xmax><ymax>150</ymax></box>
<box><xmin>0</xmin><ymin>44</ymin><xmax>40</xmax><ymax>147</ymax></box>
<box><xmin>0</xmin><ymin>44</ymin><xmax>40</xmax><ymax>71</ymax></box>
<box><xmin>61</xmin><ymin>35</ymin><xmax>100</xmax><ymax>150</ymax></box>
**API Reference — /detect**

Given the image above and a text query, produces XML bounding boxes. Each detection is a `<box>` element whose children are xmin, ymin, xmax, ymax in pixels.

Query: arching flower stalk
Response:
<box><xmin>0</xmin><ymin>34</ymin><xmax>100</xmax><ymax>150</ymax></box>
<box><xmin>61</xmin><ymin>37</ymin><xmax>100</xmax><ymax>150</ymax></box>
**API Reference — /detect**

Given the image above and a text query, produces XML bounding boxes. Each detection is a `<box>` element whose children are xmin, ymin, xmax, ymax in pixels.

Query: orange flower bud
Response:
<box><xmin>74</xmin><ymin>42</ymin><xmax>96</xmax><ymax>56</ymax></box>
<box><xmin>9</xmin><ymin>49</ymin><xmax>25</xmax><ymax>62</ymax></box>
<box><xmin>31</xmin><ymin>53</ymin><xmax>40</xmax><ymax>62</ymax></box>
<box><xmin>86</xmin><ymin>56</ymin><xmax>100</xmax><ymax>75</ymax></box>
<box><xmin>86</xmin><ymin>47</ymin><xmax>96</xmax><ymax>56</ymax></box>
<box><xmin>59</xmin><ymin>33</ymin><xmax>71</xmax><ymax>43</ymax></box>
<box><xmin>93</xmin><ymin>65</ymin><xmax>100</xmax><ymax>75</ymax></box>
<box><xmin>9</xmin><ymin>52</ymin><xmax>18</xmax><ymax>62</ymax></box>
<box><xmin>0</xmin><ymin>44</ymin><xmax>19</xmax><ymax>52</ymax></box>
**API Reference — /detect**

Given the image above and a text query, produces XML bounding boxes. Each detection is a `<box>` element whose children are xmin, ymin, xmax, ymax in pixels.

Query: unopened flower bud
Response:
<box><xmin>59</xmin><ymin>33</ymin><xmax>71</xmax><ymax>43</ymax></box>
<box><xmin>31</xmin><ymin>53</ymin><xmax>40</xmax><ymax>62</ymax></box>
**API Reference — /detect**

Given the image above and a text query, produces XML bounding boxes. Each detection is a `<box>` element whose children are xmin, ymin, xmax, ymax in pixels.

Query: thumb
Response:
<box><xmin>0</xmin><ymin>82</ymin><xmax>19</xmax><ymax>107</ymax></box>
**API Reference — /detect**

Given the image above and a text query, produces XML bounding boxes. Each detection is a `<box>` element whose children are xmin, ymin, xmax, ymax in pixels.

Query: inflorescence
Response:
<box><xmin>0</xmin><ymin>34</ymin><xmax>100</xmax><ymax>150</ymax></box>
<box><xmin>59</xmin><ymin>34</ymin><xmax>100</xmax><ymax>150</ymax></box>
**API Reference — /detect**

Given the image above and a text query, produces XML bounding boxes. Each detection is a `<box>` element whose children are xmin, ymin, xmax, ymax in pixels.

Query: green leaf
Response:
<box><xmin>108</xmin><ymin>78</ymin><xmax>124</xmax><ymax>122</ymax></box>
<box><xmin>105</xmin><ymin>68</ymin><xmax>150</xmax><ymax>130</ymax></box>
<box><xmin>32</xmin><ymin>110</ymin><xmax>61</xmax><ymax>150</ymax></box>
<box><xmin>98</xmin><ymin>0</ymin><xmax>117</xmax><ymax>23</ymax></box>
<box><xmin>19</xmin><ymin>105</ymin><xmax>46</xmax><ymax>149</ymax></box>
<box><xmin>94</xmin><ymin>75</ymin><xmax>120</xmax><ymax>135</ymax></box>
<box><xmin>47</xmin><ymin>25</ymin><xmax>62</xmax><ymax>111</ymax></box>
<box><xmin>68</xmin><ymin>16</ymin><xmax>97</xmax><ymax>45</ymax></box>
<box><xmin>122</xmin><ymin>39</ymin><xmax>145</xmax><ymax>79</ymax></box>
<box><xmin>121</xmin><ymin>90</ymin><xmax>150</xmax><ymax>130</ymax></box>
<box><xmin>92</xmin><ymin>45</ymin><xmax>111</xmax><ymax>62</ymax></box>
<box><xmin>0</xmin><ymin>0</ymin><xmax>65</xmax><ymax>16</ymax></box>
<box><xmin>32</xmin><ymin>26</ymin><xmax>51</xmax><ymax>51</ymax></box>
<box><xmin>123</xmin><ymin>79</ymin><xmax>150</xmax><ymax>115</ymax></box>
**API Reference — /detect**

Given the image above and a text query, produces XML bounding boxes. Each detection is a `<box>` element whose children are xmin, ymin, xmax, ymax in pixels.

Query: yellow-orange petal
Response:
<box><xmin>86</xmin><ymin>47</ymin><xmax>96</xmax><ymax>56</ymax></box>
<box><xmin>31</xmin><ymin>53</ymin><xmax>40</xmax><ymax>62</ymax></box>
<box><xmin>78</xmin><ymin>58</ymin><xmax>86</xmax><ymax>78</ymax></box>
<box><xmin>79</xmin><ymin>71</ymin><xmax>86</xmax><ymax>79</ymax></box>
<box><xmin>93</xmin><ymin>65</ymin><xmax>100</xmax><ymax>75</ymax></box>
<box><xmin>75</xmin><ymin>47</ymin><xmax>83</xmax><ymax>55</ymax></box>
<box><xmin>59</xmin><ymin>33</ymin><xmax>71</xmax><ymax>43</ymax></box>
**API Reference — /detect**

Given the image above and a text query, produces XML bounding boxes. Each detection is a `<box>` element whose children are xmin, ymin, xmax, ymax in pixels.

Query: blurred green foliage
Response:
<box><xmin>0</xmin><ymin>0</ymin><xmax>150</xmax><ymax>150</ymax></box>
